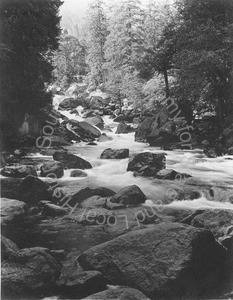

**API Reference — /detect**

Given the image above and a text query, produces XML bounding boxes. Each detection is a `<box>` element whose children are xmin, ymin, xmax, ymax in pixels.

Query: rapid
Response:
<box><xmin>51</xmin><ymin>95</ymin><xmax>233</xmax><ymax>211</ymax></box>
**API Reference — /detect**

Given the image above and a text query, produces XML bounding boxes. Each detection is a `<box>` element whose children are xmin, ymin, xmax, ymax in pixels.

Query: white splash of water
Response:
<box><xmin>145</xmin><ymin>195</ymin><xmax>233</xmax><ymax>211</ymax></box>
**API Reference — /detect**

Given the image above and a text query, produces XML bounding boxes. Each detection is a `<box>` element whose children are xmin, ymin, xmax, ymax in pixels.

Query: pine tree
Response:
<box><xmin>104</xmin><ymin>0</ymin><xmax>145</xmax><ymax>105</ymax></box>
<box><xmin>85</xmin><ymin>0</ymin><xmax>107</xmax><ymax>89</ymax></box>
<box><xmin>142</xmin><ymin>1</ymin><xmax>176</xmax><ymax>96</ymax></box>
<box><xmin>53</xmin><ymin>30</ymin><xmax>86</xmax><ymax>88</ymax></box>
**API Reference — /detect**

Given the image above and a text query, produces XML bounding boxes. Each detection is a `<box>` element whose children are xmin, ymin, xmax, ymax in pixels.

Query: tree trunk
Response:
<box><xmin>163</xmin><ymin>68</ymin><xmax>169</xmax><ymax>98</ymax></box>
<box><xmin>118</xmin><ymin>91</ymin><xmax>122</xmax><ymax>114</ymax></box>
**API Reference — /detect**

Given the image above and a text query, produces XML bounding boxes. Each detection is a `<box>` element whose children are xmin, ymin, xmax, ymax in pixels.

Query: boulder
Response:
<box><xmin>133</xmin><ymin>165</ymin><xmax>161</xmax><ymax>177</ymax></box>
<box><xmin>51</xmin><ymin>122</ymin><xmax>80</xmax><ymax>144</ymax></box>
<box><xmin>204</xmin><ymin>148</ymin><xmax>223</xmax><ymax>158</ymax></box>
<box><xmin>100</xmin><ymin>148</ymin><xmax>129</xmax><ymax>159</ymax></box>
<box><xmin>81</xmin><ymin>196</ymin><xmax>108</xmax><ymax>208</ymax></box>
<box><xmin>40</xmin><ymin>147</ymin><xmax>68</xmax><ymax>156</ymax></box>
<box><xmin>2</xmin><ymin>247</ymin><xmax>61</xmax><ymax>299</ymax></box>
<box><xmin>70</xmin><ymin>108</ymin><xmax>79</xmax><ymax>114</ymax></box>
<box><xmin>0</xmin><ymin>177</ymin><xmax>22</xmax><ymax>199</ymax></box>
<box><xmin>18</xmin><ymin>175</ymin><xmax>51</xmax><ymax>205</ymax></box>
<box><xmin>58</xmin><ymin>97</ymin><xmax>81</xmax><ymax>110</ymax></box>
<box><xmin>89</xmin><ymin>93</ymin><xmax>110</xmax><ymax>110</ymax></box>
<box><xmin>92</xmin><ymin>187</ymin><xmax>116</xmax><ymax>198</ymax></box>
<box><xmin>113</xmin><ymin>115</ymin><xmax>125</xmax><ymax>123</ymax></box>
<box><xmin>81</xmin><ymin>287</ymin><xmax>149</xmax><ymax>300</ymax></box>
<box><xmin>1</xmin><ymin>198</ymin><xmax>26</xmax><ymax>227</ymax></box>
<box><xmin>85</xmin><ymin>116</ymin><xmax>104</xmax><ymax>130</ymax></box>
<box><xmin>115</xmin><ymin>122</ymin><xmax>131</xmax><ymax>134</ymax></box>
<box><xmin>58</xmin><ymin>270</ymin><xmax>106</xmax><ymax>298</ymax></box>
<box><xmin>186</xmin><ymin>210</ymin><xmax>233</xmax><ymax>296</ymax></box>
<box><xmin>78</xmin><ymin>121</ymin><xmax>102</xmax><ymax>138</ymax></box>
<box><xmin>1</xmin><ymin>236</ymin><xmax>19</xmax><ymax>261</ymax></box>
<box><xmin>40</xmin><ymin>161</ymin><xmax>64</xmax><ymax>179</ymax></box>
<box><xmin>78</xmin><ymin>223</ymin><xmax>227</xmax><ymax>299</ymax></box>
<box><xmin>135</xmin><ymin>107</ymin><xmax>179</xmax><ymax>146</ymax></box>
<box><xmin>44</xmin><ymin>135</ymin><xmax>73</xmax><ymax>146</ymax></box>
<box><xmin>110</xmin><ymin>185</ymin><xmax>146</xmax><ymax>206</ymax></box>
<box><xmin>221</xmin><ymin>232</ymin><xmax>233</xmax><ymax>251</ymax></box>
<box><xmin>83</xmin><ymin>110</ymin><xmax>97</xmax><ymax>118</ymax></box>
<box><xmin>67</xmin><ymin>120</ymin><xmax>100</xmax><ymax>142</ymax></box>
<box><xmin>127</xmin><ymin>152</ymin><xmax>166</xmax><ymax>176</ymax></box>
<box><xmin>70</xmin><ymin>169</ymin><xmax>88</xmax><ymax>177</ymax></box>
<box><xmin>87</xmin><ymin>142</ymin><xmax>97</xmax><ymax>146</ymax></box>
<box><xmin>1</xmin><ymin>164</ymin><xmax>37</xmax><ymax>178</ymax></box>
<box><xmin>42</xmin><ymin>203</ymin><xmax>68</xmax><ymax>217</ymax></box>
<box><xmin>135</xmin><ymin>107</ymin><xmax>169</xmax><ymax>141</ymax></box>
<box><xmin>69</xmin><ymin>187</ymin><xmax>116</xmax><ymax>207</ymax></box>
<box><xmin>190</xmin><ymin>209</ymin><xmax>233</xmax><ymax>241</ymax></box>
<box><xmin>147</xmin><ymin>121</ymin><xmax>178</xmax><ymax>147</ymax></box>
<box><xmin>53</xmin><ymin>151</ymin><xmax>92</xmax><ymax>169</ymax></box>
<box><xmin>135</xmin><ymin>117</ymin><xmax>155</xmax><ymax>142</ymax></box>
<box><xmin>97</xmin><ymin>133</ymin><xmax>113</xmax><ymax>142</ymax></box>
<box><xmin>155</xmin><ymin>169</ymin><xmax>192</xmax><ymax>180</ymax></box>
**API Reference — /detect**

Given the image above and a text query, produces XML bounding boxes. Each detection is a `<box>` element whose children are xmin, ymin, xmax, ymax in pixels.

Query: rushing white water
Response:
<box><xmin>1</xmin><ymin>95</ymin><xmax>232</xmax><ymax>212</ymax></box>
<box><xmin>48</xmin><ymin>102</ymin><xmax>233</xmax><ymax>211</ymax></box>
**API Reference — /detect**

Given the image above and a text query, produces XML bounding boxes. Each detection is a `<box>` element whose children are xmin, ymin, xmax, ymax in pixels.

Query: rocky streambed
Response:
<box><xmin>1</xmin><ymin>93</ymin><xmax>233</xmax><ymax>300</ymax></box>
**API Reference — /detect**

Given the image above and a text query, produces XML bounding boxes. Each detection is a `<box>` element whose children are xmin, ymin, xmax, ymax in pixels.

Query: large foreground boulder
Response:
<box><xmin>2</xmin><ymin>247</ymin><xmax>61</xmax><ymax>299</ymax></box>
<box><xmin>127</xmin><ymin>152</ymin><xmax>166</xmax><ymax>176</ymax></box>
<box><xmin>53</xmin><ymin>151</ymin><xmax>92</xmax><ymax>169</ymax></box>
<box><xmin>110</xmin><ymin>185</ymin><xmax>147</xmax><ymax>206</ymax></box>
<box><xmin>81</xmin><ymin>287</ymin><xmax>149</xmax><ymax>300</ymax></box>
<box><xmin>40</xmin><ymin>161</ymin><xmax>64</xmax><ymax>178</ymax></box>
<box><xmin>1</xmin><ymin>164</ymin><xmax>37</xmax><ymax>178</ymax></box>
<box><xmin>78</xmin><ymin>223</ymin><xmax>226</xmax><ymax>299</ymax></box>
<box><xmin>100</xmin><ymin>148</ymin><xmax>129</xmax><ymax>159</ymax></box>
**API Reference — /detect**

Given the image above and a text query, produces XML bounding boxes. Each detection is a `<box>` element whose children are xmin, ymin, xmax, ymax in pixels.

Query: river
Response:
<box><xmin>50</xmin><ymin>95</ymin><xmax>233</xmax><ymax>211</ymax></box>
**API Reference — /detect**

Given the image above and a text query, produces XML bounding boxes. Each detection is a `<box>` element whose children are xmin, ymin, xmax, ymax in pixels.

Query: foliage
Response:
<box><xmin>141</xmin><ymin>2</ymin><xmax>177</xmax><ymax>98</ymax></box>
<box><xmin>104</xmin><ymin>0</ymin><xmax>145</xmax><ymax>105</ymax></box>
<box><xmin>84</xmin><ymin>0</ymin><xmax>107</xmax><ymax>89</ymax></box>
<box><xmin>53</xmin><ymin>30</ymin><xmax>87</xmax><ymax>88</ymax></box>
<box><xmin>0</xmin><ymin>0</ymin><xmax>62</xmax><ymax>148</ymax></box>
<box><xmin>172</xmin><ymin>0</ymin><xmax>233</xmax><ymax>125</ymax></box>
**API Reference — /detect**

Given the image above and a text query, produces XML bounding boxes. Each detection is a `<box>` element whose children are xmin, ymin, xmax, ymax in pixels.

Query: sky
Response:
<box><xmin>60</xmin><ymin>0</ymin><xmax>173</xmax><ymax>38</ymax></box>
